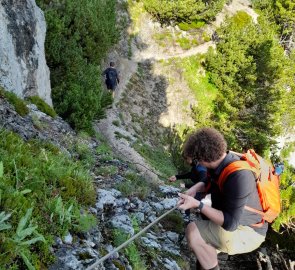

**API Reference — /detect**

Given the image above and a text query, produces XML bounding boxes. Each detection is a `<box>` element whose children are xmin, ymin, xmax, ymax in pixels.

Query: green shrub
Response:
<box><xmin>36</xmin><ymin>0</ymin><xmax>118</xmax><ymax>131</ymax></box>
<box><xmin>202</xmin><ymin>31</ymin><xmax>211</xmax><ymax>42</ymax></box>
<box><xmin>112</xmin><ymin>120</ymin><xmax>120</xmax><ymax>126</ymax></box>
<box><xmin>0</xmin><ymin>87</ymin><xmax>29</xmax><ymax>116</ymax></box>
<box><xmin>143</xmin><ymin>0</ymin><xmax>225</xmax><ymax>24</ymax></box>
<box><xmin>27</xmin><ymin>96</ymin><xmax>57</xmax><ymax>118</ymax></box>
<box><xmin>205</xmin><ymin>12</ymin><xmax>288</xmax><ymax>152</ymax></box>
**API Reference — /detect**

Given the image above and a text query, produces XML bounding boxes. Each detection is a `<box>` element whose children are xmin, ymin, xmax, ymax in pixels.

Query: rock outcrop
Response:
<box><xmin>0</xmin><ymin>0</ymin><xmax>52</xmax><ymax>105</ymax></box>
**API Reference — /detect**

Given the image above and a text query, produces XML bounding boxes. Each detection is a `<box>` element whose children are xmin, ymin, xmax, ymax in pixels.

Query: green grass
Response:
<box><xmin>168</xmin><ymin>55</ymin><xmax>217</xmax><ymax>127</ymax></box>
<box><xmin>178</xmin><ymin>20</ymin><xmax>206</xmax><ymax>31</ymax></box>
<box><xmin>176</xmin><ymin>37</ymin><xmax>192</xmax><ymax>50</ymax></box>
<box><xmin>112</xmin><ymin>229</ymin><xmax>147</xmax><ymax>270</ymax></box>
<box><xmin>114</xmin><ymin>131</ymin><xmax>132</xmax><ymax>141</ymax></box>
<box><xmin>0</xmin><ymin>129</ymin><xmax>96</xmax><ymax>268</ymax></box>
<box><xmin>95</xmin><ymin>165</ymin><xmax>118</xmax><ymax>177</ymax></box>
<box><xmin>112</xmin><ymin>120</ymin><xmax>120</xmax><ymax>127</ymax></box>
<box><xmin>133</xmin><ymin>142</ymin><xmax>177</xmax><ymax>178</ymax></box>
<box><xmin>153</xmin><ymin>31</ymin><xmax>174</xmax><ymax>47</ymax></box>
<box><xmin>115</xmin><ymin>171</ymin><xmax>151</xmax><ymax>200</ymax></box>
<box><xmin>27</xmin><ymin>96</ymin><xmax>57</xmax><ymax>118</ymax></box>
<box><xmin>0</xmin><ymin>87</ymin><xmax>29</xmax><ymax>116</ymax></box>
<box><xmin>160</xmin><ymin>212</ymin><xmax>185</xmax><ymax>234</ymax></box>
<box><xmin>75</xmin><ymin>143</ymin><xmax>95</xmax><ymax>168</ymax></box>
<box><xmin>128</xmin><ymin>0</ymin><xmax>145</xmax><ymax>35</ymax></box>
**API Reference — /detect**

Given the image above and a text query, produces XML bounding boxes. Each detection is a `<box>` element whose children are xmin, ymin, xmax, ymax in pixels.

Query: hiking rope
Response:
<box><xmin>85</xmin><ymin>204</ymin><xmax>179</xmax><ymax>270</ymax></box>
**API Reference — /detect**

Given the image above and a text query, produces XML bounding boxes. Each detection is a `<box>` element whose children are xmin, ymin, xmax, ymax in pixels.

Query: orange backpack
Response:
<box><xmin>218</xmin><ymin>149</ymin><xmax>281</xmax><ymax>223</ymax></box>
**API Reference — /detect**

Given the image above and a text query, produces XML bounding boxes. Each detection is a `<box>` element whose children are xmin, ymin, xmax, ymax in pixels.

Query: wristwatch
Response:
<box><xmin>196</xmin><ymin>201</ymin><xmax>204</xmax><ymax>213</ymax></box>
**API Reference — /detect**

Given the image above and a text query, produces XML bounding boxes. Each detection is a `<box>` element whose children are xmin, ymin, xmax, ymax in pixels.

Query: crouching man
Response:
<box><xmin>178</xmin><ymin>128</ymin><xmax>267</xmax><ymax>270</ymax></box>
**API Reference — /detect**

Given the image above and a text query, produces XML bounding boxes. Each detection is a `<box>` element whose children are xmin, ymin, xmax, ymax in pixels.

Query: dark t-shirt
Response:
<box><xmin>102</xmin><ymin>67</ymin><xmax>119</xmax><ymax>90</ymax></box>
<box><xmin>208</xmin><ymin>152</ymin><xmax>268</xmax><ymax>236</ymax></box>
<box><xmin>176</xmin><ymin>163</ymin><xmax>207</xmax><ymax>184</ymax></box>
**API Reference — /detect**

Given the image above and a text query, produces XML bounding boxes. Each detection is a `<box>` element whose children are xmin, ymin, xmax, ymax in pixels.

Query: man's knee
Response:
<box><xmin>186</xmin><ymin>222</ymin><xmax>203</xmax><ymax>246</ymax></box>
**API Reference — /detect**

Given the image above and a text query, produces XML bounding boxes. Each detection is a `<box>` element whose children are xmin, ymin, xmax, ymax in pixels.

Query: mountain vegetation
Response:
<box><xmin>0</xmin><ymin>0</ymin><xmax>295</xmax><ymax>269</ymax></box>
<box><xmin>0</xmin><ymin>130</ymin><xmax>96</xmax><ymax>268</ymax></box>
<box><xmin>143</xmin><ymin>0</ymin><xmax>226</xmax><ymax>25</ymax></box>
<box><xmin>142</xmin><ymin>0</ymin><xmax>295</xmax><ymax>239</ymax></box>
<box><xmin>36</xmin><ymin>0</ymin><xmax>118</xmax><ymax>132</ymax></box>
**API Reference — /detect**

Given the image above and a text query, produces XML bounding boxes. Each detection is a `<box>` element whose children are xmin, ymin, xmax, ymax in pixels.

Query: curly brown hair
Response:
<box><xmin>182</xmin><ymin>128</ymin><xmax>227</xmax><ymax>162</ymax></box>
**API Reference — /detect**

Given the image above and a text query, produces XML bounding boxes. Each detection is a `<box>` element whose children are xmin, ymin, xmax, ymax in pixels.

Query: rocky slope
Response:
<box><xmin>1</xmin><ymin>96</ymin><xmax>294</xmax><ymax>270</ymax></box>
<box><xmin>0</xmin><ymin>0</ymin><xmax>294</xmax><ymax>269</ymax></box>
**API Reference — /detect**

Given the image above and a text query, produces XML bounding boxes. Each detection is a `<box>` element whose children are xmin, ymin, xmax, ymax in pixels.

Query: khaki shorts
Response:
<box><xmin>196</xmin><ymin>219</ymin><xmax>265</xmax><ymax>255</ymax></box>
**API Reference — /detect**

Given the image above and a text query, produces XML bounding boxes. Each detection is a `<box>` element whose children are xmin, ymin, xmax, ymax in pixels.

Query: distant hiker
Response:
<box><xmin>102</xmin><ymin>62</ymin><xmax>120</xmax><ymax>98</ymax></box>
<box><xmin>168</xmin><ymin>157</ymin><xmax>207</xmax><ymax>193</ymax></box>
<box><xmin>177</xmin><ymin>128</ymin><xmax>268</xmax><ymax>270</ymax></box>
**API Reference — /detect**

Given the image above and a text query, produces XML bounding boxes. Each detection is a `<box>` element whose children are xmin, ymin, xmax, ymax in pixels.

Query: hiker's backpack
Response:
<box><xmin>106</xmin><ymin>68</ymin><xmax>117</xmax><ymax>82</ymax></box>
<box><xmin>218</xmin><ymin>149</ymin><xmax>281</xmax><ymax>223</ymax></box>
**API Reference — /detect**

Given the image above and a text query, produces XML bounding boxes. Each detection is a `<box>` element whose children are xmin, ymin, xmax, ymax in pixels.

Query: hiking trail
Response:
<box><xmin>95</xmin><ymin>0</ymin><xmax>259</xmax><ymax>180</ymax></box>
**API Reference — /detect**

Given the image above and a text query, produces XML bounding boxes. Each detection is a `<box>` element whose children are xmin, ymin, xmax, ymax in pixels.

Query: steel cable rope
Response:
<box><xmin>85</xmin><ymin>204</ymin><xmax>179</xmax><ymax>270</ymax></box>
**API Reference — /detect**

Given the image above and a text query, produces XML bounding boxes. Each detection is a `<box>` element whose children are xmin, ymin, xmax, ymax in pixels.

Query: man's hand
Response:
<box><xmin>185</xmin><ymin>185</ymin><xmax>197</xmax><ymax>196</ymax></box>
<box><xmin>177</xmin><ymin>193</ymin><xmax>199</xmax><ymax>210</ymax></box>
<box><xmin>185</xmin><ymin>182</ymin><xmax>206</xmax><ymax>197</ymax></box>
<box><xmin>168</xmin><ymin>175</ymin><xmax>177</xmax><ymax>182</ymax></box>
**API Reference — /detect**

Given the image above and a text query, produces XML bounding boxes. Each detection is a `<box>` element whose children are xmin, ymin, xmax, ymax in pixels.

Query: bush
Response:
<box><xmin>205</xmin><ymin>12</ymin><xmax>287</xmax><ymax>153</ymax></box>
<box><xmin>36</xmin><ymin>0</ymin><xmax>118</xmax><ymax>131</ymax></box>
<box><xmin>143</xmin><ymin>0</ymin><xmax>226</xmax><ymax>25</ymax></box>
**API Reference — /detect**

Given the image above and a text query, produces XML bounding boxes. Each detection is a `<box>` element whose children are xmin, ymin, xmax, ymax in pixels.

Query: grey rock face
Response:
<box><xmin>0</xmin><ymin>0</ymin><xmax>52</xmax><ymax>105</ymax></box>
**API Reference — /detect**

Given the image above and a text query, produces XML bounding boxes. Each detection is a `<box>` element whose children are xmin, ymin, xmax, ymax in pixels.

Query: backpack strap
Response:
<box><xmin>218</xmin><ymin>160</ymin><xmax>257</xmax><ymax>192</ymax></box>
<box><xmin>218</xmin><ymin>160</ymin><xmax>266</xmax><ymax>226</ymax></box>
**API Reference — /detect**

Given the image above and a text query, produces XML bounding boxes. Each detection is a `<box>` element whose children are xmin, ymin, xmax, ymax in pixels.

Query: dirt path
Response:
<box><xmin>95</xmin><ymin>0</ymin><xmax>259</xmax><ymax>180</ymax></box>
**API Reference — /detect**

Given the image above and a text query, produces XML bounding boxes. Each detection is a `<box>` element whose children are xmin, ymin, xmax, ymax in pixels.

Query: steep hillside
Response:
<box><xmin>1</xmin><ymin>0</ymin><xmax>294</xmax><ymax>269</ymax></box>
<box><xmin>1</xmin><ymin>84</ymin><xmax>294</xmax><ymax>270</ymax></box>
<box><xmin>96</xmin><ymin>0</ymin><xmax>260</xmax><ymax>179</ymax></box>
<box><xmin>1</xmin><ymin>93</ymin><xmax>293</xmax><ymax>270</ymax></box>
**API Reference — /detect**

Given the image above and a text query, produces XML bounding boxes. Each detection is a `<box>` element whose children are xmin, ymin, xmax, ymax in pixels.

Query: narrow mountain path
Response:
<box><xmin>95</xmin><ymin>0</ymin><xmax>259</xmax><ymax>179</ymax></box>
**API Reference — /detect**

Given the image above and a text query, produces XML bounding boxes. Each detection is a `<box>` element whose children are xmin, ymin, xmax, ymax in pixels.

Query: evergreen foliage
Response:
<box><xmin>36</xmin><ymin>0</ymin><xmax>117</xmax><ymax>131</ymax></box>
<box><xmin>205</xmin><ymin>12</ymin><xmax>289</xmax><ymax>153</ymax></box>
<box><xmin>253</xmin><ymin>0</ymin><xmax>295</xmax><ymax>51</ymax></box>
<box><xmin>143</xmin><ymin>0</ymin><xmax>226</xmax><ymax>24</ymax></box>
<box><xmin>272</xmin><ymin>165</ymin><xmax>295</xmax><ymax>232</ymax></box>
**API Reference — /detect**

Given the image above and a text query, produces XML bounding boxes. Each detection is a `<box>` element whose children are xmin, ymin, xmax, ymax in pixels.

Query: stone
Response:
<box><xmin>0</xmin><ymin>0</ymin><xmax>52</xmax><ymax>105</ymax></box>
